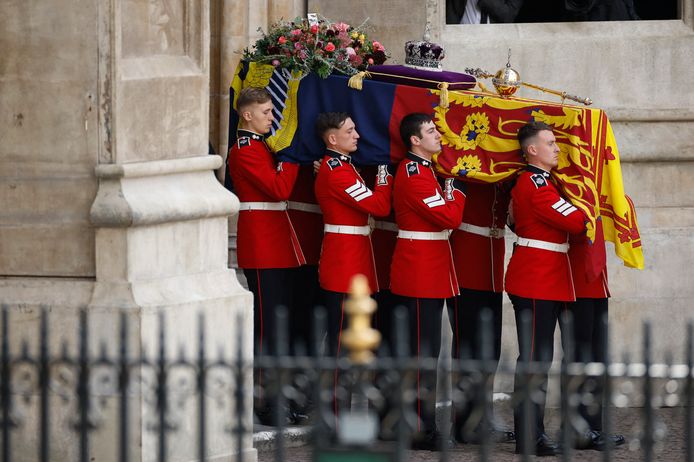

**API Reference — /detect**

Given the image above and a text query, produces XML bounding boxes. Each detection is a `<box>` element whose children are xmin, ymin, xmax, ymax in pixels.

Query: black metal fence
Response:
<box><xmin>1</xmin><ymin>304</ymin><xmax>693</xmax><ymax>462</ymax></box>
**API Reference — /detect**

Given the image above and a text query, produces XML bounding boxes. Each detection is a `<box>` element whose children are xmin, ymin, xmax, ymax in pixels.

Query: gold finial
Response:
<box><xmin>340</xmin><ymin>274</ymin><xmax>381</xmax><ymax>364</ymax></box>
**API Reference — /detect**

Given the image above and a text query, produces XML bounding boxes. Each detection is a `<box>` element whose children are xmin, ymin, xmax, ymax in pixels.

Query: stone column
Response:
<box><xmin>1</xmin><ymin>1</ymin><xmax>254</xmax><ymax>461</ymax></box>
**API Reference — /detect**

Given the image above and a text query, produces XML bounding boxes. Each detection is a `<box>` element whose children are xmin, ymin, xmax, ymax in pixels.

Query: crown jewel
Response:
<box><xmin>405</xmin><ymin>23</ymin><xmax>445</xmax><ymax>71</ymax></box>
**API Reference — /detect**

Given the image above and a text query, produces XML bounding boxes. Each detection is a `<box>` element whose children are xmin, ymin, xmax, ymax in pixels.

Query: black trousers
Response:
<box><xmin>449</xmin><ymin>288</ymin><xmax>503</xmax><ymax>362</ymax></box>
<box><xmin>374</xmin><ymin>289</ymin><xmax>400</xmax><ymax>356</ymax></box>
<box><xmin>560</xmin><ymin>297</ymin><xmax>608</xmax><ymax>431</ymax></box>
<box><xmin>244</xmin><ymin>267</ymin><xmax>297</xmax><ymax>357</ymax></box>
<box><xmin>245</xmin><ymin>267</ymin><xmax>297</xmax><ymax>420</ymax></box>
<box><xmin>321</xmin><ymin>289</ymin><xmax>349</xmax><ymax>358</ymax></box>
<box><xmin>291</xmin><ymin>264</ymin><xmax>321</xmax><ymax>356</ymax></box>
<box><xmin>396</xmin><ymin>295</ymin><xmax>447</xmax><ymax>434</ymax></box>
<box><xmin>510</xmin><ymin>295</ymin><xmax>563</xmax><ymax>446</ymax></box>
<box><xmin>448</xmin><ymin>289</ymin><xmax>503</xmax><ymax>437</ymax></box>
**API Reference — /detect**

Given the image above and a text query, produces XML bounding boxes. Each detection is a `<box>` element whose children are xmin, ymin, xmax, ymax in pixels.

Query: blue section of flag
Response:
<box><xmin>276</xmin><ymin>74</ymin><xmax>397</xmax><ymax>165</ymax></box>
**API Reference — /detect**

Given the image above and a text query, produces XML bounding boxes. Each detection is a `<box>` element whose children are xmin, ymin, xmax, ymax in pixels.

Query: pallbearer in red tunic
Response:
<box><xmin>227</xmin><ymin>87</ymin><xmax>306</xmax><ymax>425</ymax></box>
<box><xmin>505</xmin><ymin>121</ymin><xmax>586</xmax><ymax>457</ymax></box>
<box><xmin>447</xmin><ymin>181</ymin><xmax>515</xmax><ymax>444</ymax></box>
<box><xmin>227</xmin><ymin>87</ymin><xmax>305</xmax><ymax>359</ymax></box>
<box><xmin>314</xmin><ymin>112</ymin><xmax>394</xmax><ymax>357</ymax></box>
<box><xmin>390</xmin><ymin>113</ymin><xmax>466</xmax><ymax>450</ymax></box>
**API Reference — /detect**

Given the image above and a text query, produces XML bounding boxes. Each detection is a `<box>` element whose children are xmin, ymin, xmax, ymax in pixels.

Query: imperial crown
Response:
<box><xmin>404</xmin><ymin>39</ymin><xmax>446</xmax><ymax>71</ymax></box>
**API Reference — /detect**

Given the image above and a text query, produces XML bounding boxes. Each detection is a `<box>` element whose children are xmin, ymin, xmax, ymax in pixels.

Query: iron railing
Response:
<box><xmin>0</xmin><ymin>303</ymin><xmax>692</xmax><ymax>462</ymax></box>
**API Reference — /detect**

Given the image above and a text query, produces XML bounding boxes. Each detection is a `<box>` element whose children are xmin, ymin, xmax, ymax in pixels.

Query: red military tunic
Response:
<box><xmin>450</xmin><ymin>182</ymin><xmax>511</xmax><ymax>293</ymax></box>
<box><xmin>360</xmin><ymin>166</ymin><xmax>398</xmax><ymax>290</ymax></box>
<box><xmin>314</xmin><ymin>150</ymin><xmax>393</xmax><ymax>294</ymax></box>
<box><xmin>287</xmin><ymin>165</ymin><xmax>323</xmax><ymax>265</ymax></box>
<box><xmin>227</xmin><ymin>129</ymin><xmax>305</xmax><ymax>269</ymax></box>
<box><xmin>390</xmin><ymin>153</ymin><xmax>466</xmax><ymax>299</ymax></box>
<box><xmin>569</xmin><ymin>219</ymin><xmax>610</xmax><ymax>298</ymax></box>
<box><xmin>505</xmin><ymin>165</ymin><xmax>586</xmax><ymax>301</ymax></box>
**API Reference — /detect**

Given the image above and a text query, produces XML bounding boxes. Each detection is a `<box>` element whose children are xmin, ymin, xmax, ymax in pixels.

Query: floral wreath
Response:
<box><xmin>242</xmin><ymin>16</ymin><xmax>389</xmax><ymax>78</ymax></box>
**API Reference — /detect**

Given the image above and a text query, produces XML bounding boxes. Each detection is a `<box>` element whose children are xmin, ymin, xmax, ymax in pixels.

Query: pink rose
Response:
<box><xmin>349</xmin><ymin>54</ymin><xmax>363</xmax><ymax>66</ymax></box>
<box><xmin>368</xmin><ymin>58</ymin><xmax>374</xmax><ymax>65</ymax></box>
<box><xmin>310</xmin><ymin>24</ymin><xmax>319</xmax><ymax>34</ymax></box>
<box><xmin>294</xmin><ymin>42</ymin><xmax>302</xmax><ymax>50</ymax></box>
<box><xmin>291</xmin><ymin>29</ymin><xmax>302</xmax><ymax>36</ymax></box>
<box><xmin>372</xmin><ymin>41</ymin><xmax>384</xmax><ymax>52</ymax></box>
<box><xmin>325</xmin><ymin>42</ymin><xmax>336</xmax><ymax>52</ymax></box>
<box><xmin>333</xmin><ymin>22</ymin><xmax>350</xmax><ymax>32</ymax></box>
<box><xmin>278</xmin><ymin>36</ymin><xmax>287</xmax><ymax>44</ymax></box>
<box><xmin>345</xmin><ymin>46</ymin><xmax>356</xmax><ymax>57</ymax></box>
<box><xmin>271</xmin><ymin>59</ymin><xmax>280</xmax><ymax>66</ymax></box>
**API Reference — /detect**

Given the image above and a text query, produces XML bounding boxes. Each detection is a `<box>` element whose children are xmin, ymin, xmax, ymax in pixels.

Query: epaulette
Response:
<box><xmin>530</xmin><ymin>173</ymin><xmax>548</xmax><ymax>189</ymax></box>
<box><xmin>237</xmin><ymin>137</ymin><xmax>251</xmax><ymax>148</ymax></box>
<box><xmin>406</xmin><ymin>161</ymin><xmax>420</xmax><ymax>177</ymax></box>
<box><xmin>327</xmin><ymin>158</ymin><xmax>342</xmax><ymax>170</ymax></box>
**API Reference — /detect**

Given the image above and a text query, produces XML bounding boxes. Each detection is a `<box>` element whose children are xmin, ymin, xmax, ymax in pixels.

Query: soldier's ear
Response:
<box><xmin>240</xmin><ymin>110</ymin><xmax>252</xmax><ymax>122</ymax></box>
<box><xmin>410</xmin><ymin>134</ymin><xmax>421</xmax><ymax>147</ymax></box>
<box><xmin>327</xmin><ymin>132</ymin><xmax>337</xmax><ymax>147</ymax></box>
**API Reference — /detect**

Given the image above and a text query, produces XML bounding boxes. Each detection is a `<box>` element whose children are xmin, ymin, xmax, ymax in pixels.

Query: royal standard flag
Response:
<box><xmin>228</xmin><ymin>61</ymin><xmax>643</xmax><ymax>270</ymax></box>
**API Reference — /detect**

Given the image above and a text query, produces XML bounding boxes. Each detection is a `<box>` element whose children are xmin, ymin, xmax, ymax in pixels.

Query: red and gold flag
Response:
<box><xmin>431</xmin><ymin>89</ymin><xmax>643</xmax><ymax>270</ymax></box>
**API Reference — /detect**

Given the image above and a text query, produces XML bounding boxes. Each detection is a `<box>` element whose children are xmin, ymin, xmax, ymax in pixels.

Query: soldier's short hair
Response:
<box><xmin>517</xmin><ymin>121</ymin><xmax>553</xmax><ymax>154</ymax></box>
<box><xmin>399</xmin><ymin>113</ymin><xmax>433</xmax><ymax>149</ymax></box>
<box><xmin>236</xmin><ymin>87</ymin><xmax>271</xmax><ymax>112</ymax></box>
<box><xmin>315</xmin><ymin>112</ymin><xmax>351</xmax><ymax>140</ymax></box>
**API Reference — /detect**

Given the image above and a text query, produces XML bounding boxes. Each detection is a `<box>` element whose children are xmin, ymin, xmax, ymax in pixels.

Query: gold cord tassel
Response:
<box><xmin>348</xmin><ymin>71</ymin><xmax>369</xmax><ymax>90</ymax></box>
<box><xmin>438</xmin><ymin>82</ymin><xmax>449</xmax><ymax>108</ymax></box>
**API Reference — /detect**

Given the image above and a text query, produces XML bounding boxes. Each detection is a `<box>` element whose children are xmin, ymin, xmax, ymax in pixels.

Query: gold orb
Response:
<box><xmin>492</xmin><ymin>66</ymin><xmax>521</xmax><ymax>97</ymax></box>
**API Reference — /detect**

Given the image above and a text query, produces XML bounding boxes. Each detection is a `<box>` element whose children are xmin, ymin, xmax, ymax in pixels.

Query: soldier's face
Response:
<box><xmin>412</xmin><ymin>121</ymin><xmax>441</xmax><ymax>157</ymax></box>
<box><xmin>529</xmin><ymin>130</ymin><xmax>559</xmax><ymax>171</ymax></box>
<box><xmin>330</xmin><ymin>117</ymin><xmax>360</xmax><ymax>154</ymax></box>
<box><xmin>243</xmin><ymin>100</ymin><xmax>274</xmax><ymax>134</ymax></box>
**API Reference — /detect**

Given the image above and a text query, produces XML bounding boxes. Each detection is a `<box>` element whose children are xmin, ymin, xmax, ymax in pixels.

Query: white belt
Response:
<box><xmin>287</xmin><ymin>201</ymin><xmax>322</xmax><ymax>214</ymax></box>
<box><xmin>373</xmin><ymin>221</ymin><xmax>398</xmax><ymax>232</ymax></box>
<box><xmin>324</xmin><ymin>224</ymin><xmax>371</xmax><ymax>236</ymax></box>
<box><xmin>239</xmin><ymin>201</ymin><xmax>287</xmax><ymax>211</ymax></box>
<box><xmin>458</xmin><ymin>222</ymin><xmax>506</xmax><ymax>239</ymax></box>
<box><xmin>397</xmin><ymin>230</ymin><xmax>450</xmax><ymax>240</ymax></box>
<box><xmin>516</xmin><ymin>237</ymin><xmax>569</xmax><ymax>253</ymax></box>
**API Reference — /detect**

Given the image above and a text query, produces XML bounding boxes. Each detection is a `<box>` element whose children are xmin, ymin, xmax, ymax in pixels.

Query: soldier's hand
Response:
<box><xmin>444</xmin><ymin>177</ymin><xmax>466</xmax><ymax>200</ymax></box>
<box><xmin>313</xmin><ymin>159</ymin><xmax>322</xmax><ymax>175</ymax></box>
<box><xmin>377</xmin><ymin>164</ymin><xmax>395</xmax><ymax>185</ymax></box>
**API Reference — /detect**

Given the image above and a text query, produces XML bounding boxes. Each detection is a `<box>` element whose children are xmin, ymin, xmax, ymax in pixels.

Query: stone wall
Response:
<box><xmin>1</xmin><ymin>1</ymin><xmax>253</xmax><ymax>461</ymax></box>
<box><xmin>1</xmin><ymin>0</ymin><xmax>98</xmax><ymax>278</ymax></box>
